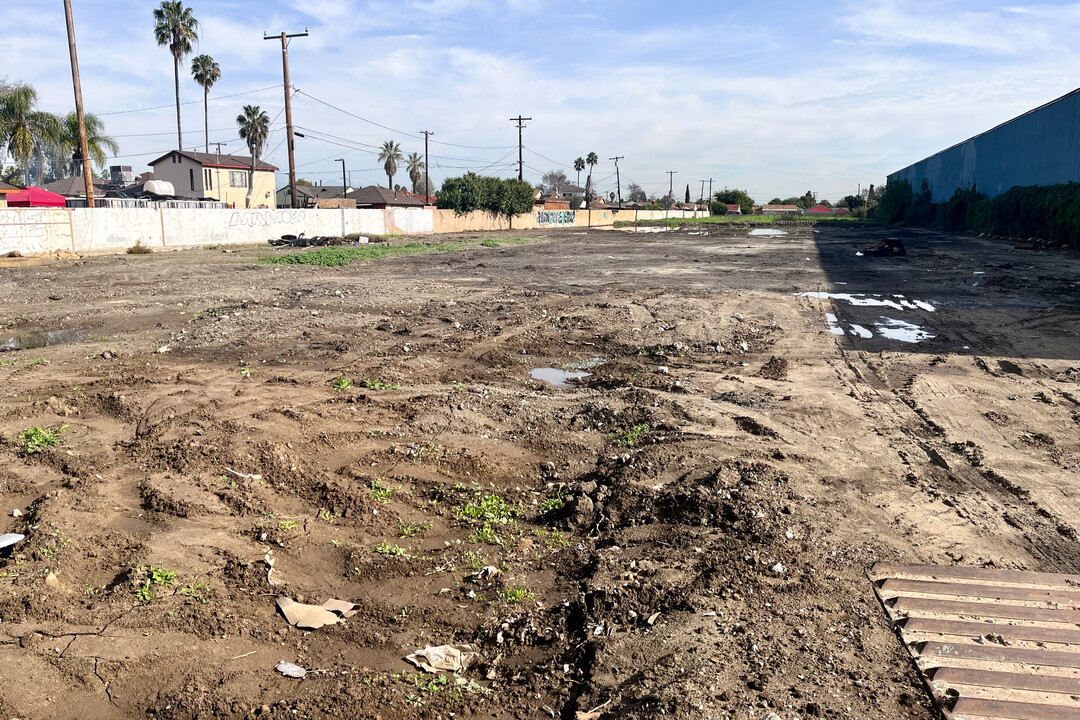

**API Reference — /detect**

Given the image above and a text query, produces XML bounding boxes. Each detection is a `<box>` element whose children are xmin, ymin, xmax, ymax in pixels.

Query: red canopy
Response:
<box><xmin>7</xmin><ymin>187</ymin><xmax>67</xmax><ymax>208</ymax></box>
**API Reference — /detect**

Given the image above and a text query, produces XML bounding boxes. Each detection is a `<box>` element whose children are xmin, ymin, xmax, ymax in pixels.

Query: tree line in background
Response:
<box><xmin>0</xmin><ymin>79</ymin><xmax>118</xmax><ymax>187</ymax></box>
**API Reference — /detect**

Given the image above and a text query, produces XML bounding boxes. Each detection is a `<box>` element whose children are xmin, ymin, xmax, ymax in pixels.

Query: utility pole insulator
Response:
<box><xmin>266</xmin><ymin>30</ymin><xmax>308</xmax><ymax>209</ymax></box>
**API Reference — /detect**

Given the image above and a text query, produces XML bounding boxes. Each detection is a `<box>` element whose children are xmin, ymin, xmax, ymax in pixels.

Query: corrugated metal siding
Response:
<box><xmin>887</xmin><ymin>88</ymin><xmax>1080</xmax><ymax>202</ymax></box>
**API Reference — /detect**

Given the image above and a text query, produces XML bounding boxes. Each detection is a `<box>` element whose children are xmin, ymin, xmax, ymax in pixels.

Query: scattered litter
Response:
<box><xmin>11</xmin><ymin>509</ymin><xmax>22</xmax><ymax>518</ymax></box>
<box><xmin>593</xmin><ymin>624</ymin><xmax>605</xmax><ymax>636</ymax></box>
<box><xmin>265</xmin><ymin>552</ymin><xmax>277</xmax><ymax>586</ymax></box>
<box><xmin>749</xmin><ymin>229</ymin><xmax>788</xmax><ymax>237</ymax></box>
<box><xmin>855</xmin><ymin>251</ymin><xmax>864</xmax><ymax>257</ymax></box>
<box><xmin>771</xmin><ymin>562</ymin><xmax>787</xmax><ymax>576</ymax></box>
<box><xmin>275</xmin><ymin>661</ymin><xmax>307</xmax><ymax>679</ymax></box>
<box><xmin>646</xmin><ymin>612</ymin><xmax>661</xmax><ymax>626</ymax></box>
<box><xmin>0</xmin><ymin>533</ymin><xmax>24</xmax><ymax>550</ymax></box>
<box><xmin>156</xmin><ymin>345</ymin><xmax>171</xmax><ymax>354</ymax></box>
<box><xmin>785</xmin><ymin>528</ymin><xmax>796</xmax><ymax>540</ymax></box>
<box><xmin>472</xmin><ymin>566</ymin><xmax>501</xmax><ymax>581</ymax></box>
<box><xmin>226</xmin><ymin>467</ymin><xmax>263</xmax><ymax>480</ymax></box>
<box><xmin>276</xmin><ymin>596</ymin><xmax>357</xmax><ymax>630</ymax></box>
<box><xmin>863</xmin><ymin>238</ymin><xmax>906</xmax><ymax>256</ymax></box>
<box><xmin>405</xmin><ymin>644</ymin><xmax>481</xmax><ymax>674</ymax></box>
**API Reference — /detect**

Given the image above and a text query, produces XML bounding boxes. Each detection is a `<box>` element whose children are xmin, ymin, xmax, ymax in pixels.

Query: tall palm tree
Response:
<box><xmin>153</xmin><ymin>1</ymin><xmax>199</xmax><ymax>151</ymax></box>
<box><xmin>0</xmin><ymin>84</ymin><xmax>62</xmax><ymax>186</ymax></box>
<box><xmin>60</xmin><ymin>111</ymin><xmax>118</xmax><ymax>177</ymax></box>
<box><xmin>379</xmin><ymin>140</ymin><xmax>403</xmax><ymax>189</ymax></box>
<box><xmin>574</xmin><ymin>157</ymin><xmax>585</xmax><ymax>187</ymax></box>
<box><xmin>236</xmin><ymin>104</ymin><xmax>269</xmax><ymax>209</ymax></box>
<box><xmin>405</xmin><ymin>152</ymin><xmax>425</xmax><ymax>194</ymax></box>
<box><xmin>191</xmin><ymin>54</ymin><xmax>220</xmax><ymax>153</ymax></box>
<box><xmin>585</xmin><ymin>152</ymin><xmax>599</xmax><ymax>202</ymax></box>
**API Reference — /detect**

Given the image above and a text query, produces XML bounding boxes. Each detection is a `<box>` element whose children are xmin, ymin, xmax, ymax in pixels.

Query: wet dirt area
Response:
<box><xmin>0</xmin><ymin>224</ymin><xmax>1077</xmax><ymax>719</ymax></box>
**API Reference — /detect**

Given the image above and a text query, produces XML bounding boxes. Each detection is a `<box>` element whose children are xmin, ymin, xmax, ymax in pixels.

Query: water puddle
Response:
<box><xmin>633</xmin><ymin>227</ymin><xmax>672</xmax><ymax>234</ymax></box>
<box><xmin>796</xmin><ymin>292</ymin><xmax>936</xmax><ymax>312</ymax></box>
<box><xmin>749</xmin><ymin>229</ymin><xmax>788</xmax><ymax>237</ymax></box>
<box><xmin>0</xmin><ymin>329</ymin><xmax>85</xmax><ymax>351</ymax></box>
<box><xmin>874</xmin><ymin>317</ymin><xmax>935</xmax><ymax>343</ymax></box>
<box><xmin>530</xmin><ymin>358</ymin><xmax>606</xmax><ymax>389</ymax></box>
<box><xmin>825</xmin><ymin>313</ymin><xmax>845</xmax><ymax>336</ymax></box>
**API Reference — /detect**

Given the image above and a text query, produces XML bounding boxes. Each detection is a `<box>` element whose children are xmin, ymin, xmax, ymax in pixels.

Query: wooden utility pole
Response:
<box><xmin>421</xmin><ymin>130</ymin><xmax>434</xmax><ymax>201</ymax></box>
<box><xmin>510</xmin><ymin>116</ymin><xmax>531</xmax><ymax>181</ymax></box>
<box><xmin>64</xmin><ymin>0</ymin><xmax>95</xmax><ymax>207</ymax></box>
<box><xmin>707</xmin><ymin>178</ymin><xmax>714</xmax><ymax>215</ymax></box>
<box><xmin>609</xmin><ymin>156</ymin><xmax>624</xmax><ymax>208</ymax></box>
<box><xmin>666</xmin><ymin>171</ymin><xmax>677</xmax><ymax>204</ymax></box>
<box><xmin>265</xmin><ymin>30</ymin><xmax>308</xmax><ymax>208</ymax></box>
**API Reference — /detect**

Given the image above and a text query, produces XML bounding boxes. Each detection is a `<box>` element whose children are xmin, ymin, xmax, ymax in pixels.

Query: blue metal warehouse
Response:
<box><xmin>888</xmin><ymin>88</ymin><xmax>1080</xmax><ymax>203</ymax></box>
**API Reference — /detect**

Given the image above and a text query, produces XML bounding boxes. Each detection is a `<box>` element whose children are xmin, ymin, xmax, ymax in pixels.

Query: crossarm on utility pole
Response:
<box><xmin>265</xmin><ymin>30</ymin><xmax>308</xmax><ymax>208</ymax></box>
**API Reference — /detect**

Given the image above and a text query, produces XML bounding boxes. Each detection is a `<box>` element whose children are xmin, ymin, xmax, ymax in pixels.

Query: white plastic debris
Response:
<box><xmin>405</xmin><ymin>644</ymin><xmax>481</xmax><ymax>674</ymax></box>
<box><xmin>275</xmin><ymin>661</ymin><xmax>307</xmax><ymax>679</ymax></box>
<box><xmin>0</xmin><ymin>533</ymin><xmax>24</xmax><ymax>550</ymax></box>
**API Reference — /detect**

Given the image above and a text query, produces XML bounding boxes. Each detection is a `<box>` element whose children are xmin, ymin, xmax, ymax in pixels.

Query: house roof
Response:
<box><xmin>725</xmin><ymin>203</ymin><xmax>742</xmax><ymax>212</ymax></box>
<box><xmin>0</xmin><ymin>181</ymin><xmax>17</xmax><ymax>193</ymax></box>
<box><xmin>398</xmin><ymin>189</ymin><xmax>436</xmax><ymax>204</ymax></box>
<box><xmin>761</xmin><ymin>204</ymin><xmax>800</xmax><ymax>211</ymax></box>
<box><xmin>41</xmin><ymin>176</ymin><xmax>110</xmax><ymax>197</ymax></box>
<box><xmin>148</xmin><ymin>150</ymin><xmax>278</xmax><ymax>172</ymax></box>
<box><xmin>346</xmin><ymin>185</ymin><xmax>426</xmax><ymax>207</ymax></box>
<box><xmin>806</xmin><ymin>205</ymin><xmax>834</xmax><ymax>213</ymax></box>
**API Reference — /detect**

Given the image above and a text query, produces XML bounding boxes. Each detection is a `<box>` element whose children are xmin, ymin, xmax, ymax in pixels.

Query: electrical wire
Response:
<box><xmin>99</xmin><ymin>85</ymin><xmax>281</xmax><ymax>116</ymax></box>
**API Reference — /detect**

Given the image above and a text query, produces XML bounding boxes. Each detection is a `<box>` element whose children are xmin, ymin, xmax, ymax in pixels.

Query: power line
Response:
<box><xmin>99</xmin><ymin>85</ymin><xmax>280</xmax><ymax>116</ymax></box>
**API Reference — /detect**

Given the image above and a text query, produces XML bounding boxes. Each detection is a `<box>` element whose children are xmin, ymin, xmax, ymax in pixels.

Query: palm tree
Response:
<box><xmin>379</xmin><ymin>140</ymin><xmax>403</xmax><ymax>189</ymax></box>
<box><xmin>191</xmin><ymin>54</ymin><xmax>220</xmax><ymax>153</ymax></box>
<box><xmin>405</xmin><ymin>152</ymin><xmax>425</xmax><ymax>194</ymax></box>
<box><xmin>574</xmin><ymin>157</ymin><xmax>585</xmax><ymax>187</ymax></box>
<box><xmin>585</xmin><ymin>152</ymin><xmax>599</xmax><ymax>203</ymax></box>
<box><xmin>60</xmin><ymin>111</ymin><xmax>118</xmax><ymax>177</ymax></box>
<box><xmin>236</xmin><ymin>104</ymin><xmax>269</xmax><ymax>209</ymax></box>
<box><xmin>0</xmin><ymin>84</ymin><xmax>62</xmax><ymax>186</ymax></box>
<box><xmin>153</xmin><ymin>1</ymin><xmax>199</xmax><ymax>151</ymax></box>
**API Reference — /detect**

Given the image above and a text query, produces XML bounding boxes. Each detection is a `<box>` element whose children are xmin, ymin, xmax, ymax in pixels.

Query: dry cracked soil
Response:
<box><xmin>0</xmin><ymin>223</ymin><xmax>1077</xmax><ymax>720</ymax></box>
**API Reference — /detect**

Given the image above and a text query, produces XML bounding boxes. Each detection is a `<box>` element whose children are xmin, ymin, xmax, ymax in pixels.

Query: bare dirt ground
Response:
<box><xmin>0</xmin><ymin>223</ymin><xmax>1077</xmax><ymax>720</ymax></box>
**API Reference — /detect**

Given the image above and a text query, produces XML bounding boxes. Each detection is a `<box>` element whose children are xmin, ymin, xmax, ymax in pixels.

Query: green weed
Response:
<box><xmin>375</xmin><ymin>540</ymin><xmax>411</xmax><ymax>558</ymax></box>
<box><xmin>480</xmin><ymin>239</ymin><xmax>499</xmax><ymax>248</ymax></box>
<box><xmin>331</xmin><ymin>376</ymin><xmax>353</xmax><ymax>390</ymax></box>
<box><xmin>397</xmin><ymin>518</ymin><xmax>429</xmax><ymax>538</ymax></box>
<box><xmin>469</xmin><ymin>524</ymin><xmax>500</xmax><ymax>545</ymax></box>
<box><xmin>539</xmin><ymin>492</ymin><xmax>564</xmax><ymax>516</ymax></box>
<box><xmin>502</xmin><ymin>586</ymin><xmax>535</xmax><ymax>604</ymax></box>
<box><xmin>612</xmin><ymin>423</ymin><xmax>650</xmax><ymax>448</ymax></box>
<box><xmin>18</xmin><ymin>425</ymin><xmax>67</xmax><ymax>454</ymax></box>
<box><xmin>457</xmin><ymin>494</ymin><xmax>515</xmax><ymax>524</ymax></box>
<box><xmin>462</xmin><ymin>549</ymin><xmax>486</xmax><ymax>570</ymax></box>
<box><xmin>179</xmin><ymin>582</ymin><xmax>210</xmax><ymax>604</ymax></box>
<box><xmin>264</xmin><ymin>242</ymin><xmax>468</xmax><ymax>268</ymax></box>
<box><xmin>369</xmin><ymin>479</ymin><xmax>395</xmax><ymax>503</ymax></box>
<box><xmin>360</xmin><ymin>379</ymin><xmax>402</xmax><ymax>391</ymax></box>
<box><xmin>318</xmin><ymin>508</ymin><xmax>338</xmax><ymax>524</ymax></box>
<box><xmin>278</xmin><ymin>519</ymin><xmax>299</xmax><ymax>532</ymax></box>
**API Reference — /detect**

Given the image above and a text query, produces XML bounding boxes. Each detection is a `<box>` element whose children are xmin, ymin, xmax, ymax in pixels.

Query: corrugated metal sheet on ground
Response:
<box><xmin>870</xmin><ymin>562</ymin><xmax>1080</xmax><ymax>720</ymax></box>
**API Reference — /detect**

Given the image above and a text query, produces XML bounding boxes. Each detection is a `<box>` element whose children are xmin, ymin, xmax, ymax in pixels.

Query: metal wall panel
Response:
<box><xmin>888</xmin><ymin>88</ymin><xmax>1080</xmax><ymax>202</ymax></box>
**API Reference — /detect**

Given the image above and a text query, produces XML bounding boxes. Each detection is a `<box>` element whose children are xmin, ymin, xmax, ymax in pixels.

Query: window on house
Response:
<box><xmin>189</xmin><ymin>168</ymin><xmax>195</xmax><ymax>191</ymax></box>
<box><xmin>206</xmin><ymin>169</ymin><xmax>213</xmax><ymax>190</ymax></box>
<box><xmin>230</xmin><ymin>171</ymin><xmax>248</xmax><ymax>188</ymax></box>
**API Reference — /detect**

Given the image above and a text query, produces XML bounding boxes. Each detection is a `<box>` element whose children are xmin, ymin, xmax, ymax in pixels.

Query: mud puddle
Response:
<box><xmin>0</xmin><ymin>329</ymin><xmax>85</xmax><ymax>351</ymax></box>
<box><xmin>797</xmin><ymin>291</ymin><xmax>936</xmax><ymax>312</ymax></box>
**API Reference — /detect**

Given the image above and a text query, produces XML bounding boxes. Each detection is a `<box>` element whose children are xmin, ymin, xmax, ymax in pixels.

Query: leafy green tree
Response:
<box><xmin>584</xmin><ymin>152</ymin><xmax>598</xmax><ymax>202</ymax></box>
<box><xmin>378</xmin><ymin>140</ymin><xmax>402</xmax><ymax>189</ymax></box>
<box><xmin>437</xmin><ymin>172</ymin><xmax>535</xmax><ymax>225</ymax></box>
<box><xmin>685</xmin><ymin>184</ymin><xmax>690</xmax><ymax>203</ymax></box>
<box><xmin>236</xmin><ymin>104</ymin><xmax>269</xmax><ymax>208</ymax></box>
<box><xmin>714</xmin><ymin>188</ymin><xmax>754</xmax><ymax>215</ymax></box>
<box><xmin>0</xmin><ymin>83</ymin><xmax>61</xmax><ymax>185</ymax></box>
<box><xmin>842</xmin><ymin>194</ymin><xmax>865</xmax><ymax>211</ymax></box>
<box><xmin>574</xmin><ymin>157</ymin><xmax>585</xmax><ymax>187</ymax></box>
<box><xmin>153</xmin><ymin>1</ymin><xmax>199</xmax><ymax>151</ymax></box>
<box><xmin>296</xmin><ymin>178</ymin><xmax>313</xmax><ymax>186</ymax></box>
<box><xmin>769</xmin><ymin>197</ymin><xmax>782</xmax><ymax>205</ymax></box>
<box><xmin>626</xmin><ymin>183</ymin><xmax>646</xmax><ymax>203</ymax></box>
<box><xmin>191</xmin><ymin>54</ymin><xmax>221</xmax><ymax>153</ymax></box>
<box><xmin>406</xmin><ymin>152</ymin><xmax>425</xmax><ymax>194</ymax></box>
<box><xmin>60</xmin><ymin>111</ymin><xmax>118</xmax><ymax>177</ymax></box>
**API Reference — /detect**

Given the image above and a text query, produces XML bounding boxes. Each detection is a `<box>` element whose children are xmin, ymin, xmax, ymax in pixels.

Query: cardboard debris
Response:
<box><xmin>276</xmin><ymin>596</ymin><xmax>358</xmax><ymax>630</ymax></box>
<box><xmin>0</xmin><ymin>533</ymin><xmax>24</xmax><ymax>551</ymax></box>
<box><xmin>405</xmin><ymin>644</ymin><xmax>481</xmax><ymax>674</ymax></box>
<box><xmin>275</xmin><ymin>660</ymin><xmax>307</xmax><ymax>679</ymax></box>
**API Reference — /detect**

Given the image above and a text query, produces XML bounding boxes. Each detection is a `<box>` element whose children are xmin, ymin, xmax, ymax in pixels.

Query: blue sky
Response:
<box><xmin>4</xmin><ymin>0</ymin><xmax>1080</xmax><ymax>201</ymax></box>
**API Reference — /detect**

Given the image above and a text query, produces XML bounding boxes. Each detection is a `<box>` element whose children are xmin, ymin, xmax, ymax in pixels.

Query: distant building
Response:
<box><xmin>761</xmin><ymin>204</ymin><xmax>801</xmax><ymax>216</ymax></box>
<box><xmin>806</xmin><ymin>204</ymin><xmax>835</xmax><ymax>215</ymax></box>
<box><xmin>346</xmin><ymin>186</ymin><xmax>426</xmax><ymax>209</ymax></box>
<box><xmin>276</xmin><ymin>184</ymin><xmax>352</xmax><ymax>208</ymax></box>
<box><xmin>0</xmin><ymin>181</ymin><xmax>18</xmax><ymax>208</ymax></box>
<box><xmin>725</xmin><ymin>203</ymin><xmax>742</xmax><ymax>215</ymax></box>
<box><xmin>148</xmin><ymin>150</ymin><xmax>278</xmax><ymax>208</ymax></box>
<box><xmin>41</xmin><ymin>176</ymin><xmax>111</xmax><ymax>199</ymax></box>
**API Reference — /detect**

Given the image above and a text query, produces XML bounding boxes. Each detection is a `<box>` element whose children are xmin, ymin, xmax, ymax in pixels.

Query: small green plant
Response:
<box><xmin>127</xmin><ymin>241</ymin><xmax>153</xmax><ymax>255</ymax></box>
<box><xmin>331</xmin><ymin>376</ymin><xmax>353</xmax><ymax>390</ymax></box>
<box><xmin>469</xmin><ymin>523</ymin><xmax>500</xmax><ymax>545</ymax></box>
<box><xmin>318</xmin><ymin>508</ymin><xmax>338</xmax><ymax>524</ymax></box>
<box><xmin>462</xmin><ymin>549</ymin><xmax>486</xmax><ymax>570</ymax></box>
<box><xmin>235</xmin><ymin>367</ymin><xmax>255</xmax><ymax>378</ymax></box>
<box><xmin>457</xmin><ymin>494</ymin><xmax>515</xmax><ymax>524</ymax></box>
<box><xmin>150</xmin><ymin>567</ymin><xmax>177</xmax><ymax>587</ymax></box>
<box><xmin>397</xmin><ymin>518</ymin><xmax>429</xmax><ymax>538</ymax></box>
<box><xmin>539</xmin><ymin>492</ymin><xmax>564</xmax><ymax>516</ymax></box>
<box><xmin>278</xmin><ymin>519</ymin><xmax>299</xmax><ymax>532</ymax></box>
<box><xmin>369</xmin><ymin>479</ymin><xmax>395</xmax><ymax>503</ymax></box>
<box><xmin>502</xmin><ymin>586</ymin><xmax>535</xmax><ymax>604</ymax></box>
<box><xmin>451</xmin><ymin>382</ymin><xmax>468</xmax><ymax>393</ymax></box>
<box><xmin>135</xmin><ymin>580</ymin><xmax>153</xmax><ymax>601</ymax></box>
<box><xmin>18</xmin><ymin>425</ymin><xmax>68</xmax><ymax>454</ymax></box>
<box><xmin>179</xmin><ymin>582</ymin><xmax>210</xmax><ymax>604</ymax></box>
<box><xmin>480</xmin><ymin>239</ymin><xmax>499</xmax><ymax>248</ymax></box>
<box><xmin>612</xmin><ymin>423</ymin><xmax>650</xmax><ymax>448</ymax></box>
<box><xmin>375</xmin><ymin>540</ymin><xmax>411</xmax><ymax>558</ymax></box>
<box><xmin>361</xmin><ymin>379</ymin><xmax>402</xmax><ymax>391</ymax></box>
<box><xmin>26</xmin><ymin>358</ymin><xmax>48</xmax><ymax>367</ymax></box>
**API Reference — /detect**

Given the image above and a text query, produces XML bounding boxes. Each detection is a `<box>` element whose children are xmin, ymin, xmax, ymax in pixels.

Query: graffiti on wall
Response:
<box><xmin>228</xmin><ymin>209</ymin><xmax>305</xmax><ymax>228</ymax></box>
<box><xmin>0</xmin><ymin>209</ymin><xmax>62</xmax><ymax>255</ymax></box>
<box><xmin>536</xmin><ymin>210</ymin><xmax>576</xmax><ymax>227</ymax></box>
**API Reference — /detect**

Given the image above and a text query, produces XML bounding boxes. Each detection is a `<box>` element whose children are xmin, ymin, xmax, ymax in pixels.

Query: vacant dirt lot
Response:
<box><xmin>0</xmin><ymin>223</ymin><xmax>1077</xmax><ymax>720</ymax></box>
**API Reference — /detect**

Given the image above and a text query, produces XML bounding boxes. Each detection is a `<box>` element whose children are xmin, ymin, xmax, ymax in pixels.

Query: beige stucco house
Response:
<box><xmin>148</xmin><ymin>151</ymin><xmax>278</xmax><ymax>208</ymax></box>
<box><xmin>0</xmin><ymin>181</ymin><xmax>16</xmax><ymax>208</ymax></box>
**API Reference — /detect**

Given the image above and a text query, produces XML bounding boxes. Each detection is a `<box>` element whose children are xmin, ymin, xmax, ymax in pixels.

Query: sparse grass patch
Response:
<box><xmin>370</xmin><ymin>479</ymin><xmax>395</xmax><ymax>503</ymax></box>
<box><xmin>264</xmin><ymin>242</ymin><xmax>467</xmax><ymax>268</ymax></box>
<box><xmin>462</xmin><ymin>549</ymin><xmax>486</xmax><ymax>570</ymax></box>
<box><xmin>469</xmin><ymin>523</ymin><xmax>500</xmax><ymax>545</ymax></box>
<box><xmin>539</xmin><ymin>491</ymin><xmax>564</xmax><ymax>517</ymax></box>
<box><xmin>179</xmin><ymin>581</ymin><xmax>210</xmax><ymax>603</ymax></box>
<box><xmin>278</xmin><ymin>519</ymin><xmax>299</xmax><ymax>531</ymax></box>
<box><xmin>502</xmin><ymin>586</ymin><xmax>534</xmax><ymax>604</ymax></box>
<box><xmin>611</xmin><ymin>423</ymin><xmax>650</xmax><ymax>448</ymax></box>
<box><xmin>127</xmin><ymin>242</ymin><xmax>153</xmax><ymax>255</ymax></box>
<box><xmin>318</xmin><ymin>508</ymin><xmax>338</xmax><ymax>524</ymax></box>
<box><xmin>456</xmin><ymin>494</ymin><xmax>515</xmax><ymax>525</ymax></box>
<box><xmin>375</xmin><ymin>540</ymin><xmax>411</xmax><ymax>558</ymax></box>
<box><xmin>480</xmin><ymin>239</ymin><xmax>499</xmax><ymax>248</ymax></box>
<box><xmin>397</xmin><ymin>518</ymin><xmax>429</xmax><ymax>538</ymax></box>
<box><xmin>18</xmin><ymin>425</ymin><xmax>67</xmax><ymax>455</ymax></box>
<box><xmin>361</xmin><ymin>379</ymin><xmax>401</xmax><ymax>391</ymax></box>
<box><xmin>331</xmin><ymin>376</ymin><xmax>353</xmax><ymax>390</ymax></box>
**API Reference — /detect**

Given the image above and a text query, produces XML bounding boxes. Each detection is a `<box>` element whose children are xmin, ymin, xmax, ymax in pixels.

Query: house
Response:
<box><xmin>148</xmin><ymin>150</ymin><xmax>279</xmax><ymax>208</ymax></box>
<box><xmin>725</xmin><ymin>203</ymin><xmax>742</xmax><ymax>215</ymax></box>
<box><xmin>547</xmin><ymin>183</ymin><xmax>585</xmax><ymax>199</ymax></box>
<box><xmin>806</xmin><ymin>204</ymin><xmax>835</xmax><ymax>215</ymax></box>
<box><xmin>398</xmin><ymin>189</ymin><xmax>436</xmax><ymax>205</ymax></box>
<box><xmin>345</xmin><ymin>186</ymin><xmax>426</xmax><ymax>209</ymax></box>
<box><xmin>276</xmin><ymin>184</ymin><xmax>353</xmax><ymax>209</ymax></box>
<box><xmin>41</xmin><ymin>176</ymin><xmax>111</xmax><ymax>199</ymax></box>
<box><xmin>0</xmin><ymin>181</ymin><xmax>17</xmax><ymax>208</ymax></box>
<box><xmin>761</xmin><ymin>204</ymin><xmax>801</xmax><ymax>216</ymax></box>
